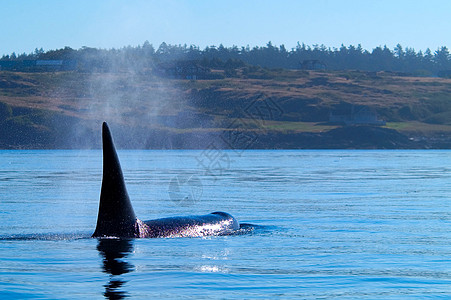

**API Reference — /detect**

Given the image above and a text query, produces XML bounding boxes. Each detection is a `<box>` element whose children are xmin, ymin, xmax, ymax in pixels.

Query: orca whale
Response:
<box><xmin>92</xmin><ymin>122</ymin><xmax>240</xmax><ymax>238</ymax></box>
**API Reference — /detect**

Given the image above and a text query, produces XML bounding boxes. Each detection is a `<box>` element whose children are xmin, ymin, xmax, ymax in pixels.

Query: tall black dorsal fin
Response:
<box><xmin>92</xmin><ymin>122</ymin><xmax>137</xmax><ymax>238</ymax></box>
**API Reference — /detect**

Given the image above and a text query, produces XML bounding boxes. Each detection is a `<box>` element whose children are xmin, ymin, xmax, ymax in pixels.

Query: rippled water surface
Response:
<box><xmin>0</xmin><ymin>150</ymin><xmax>450</xmax><ymax>299</ymax></box>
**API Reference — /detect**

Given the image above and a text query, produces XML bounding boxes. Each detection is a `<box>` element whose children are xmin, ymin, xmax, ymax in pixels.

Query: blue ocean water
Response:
<box><xmin>0</xmin><ymin>150</ymin><xmax>450</xmax><ymax>299</ymax></box>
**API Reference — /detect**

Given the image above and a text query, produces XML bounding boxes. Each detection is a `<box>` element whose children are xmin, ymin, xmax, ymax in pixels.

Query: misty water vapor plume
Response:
<box><xmin>57</xmin><ymin>47</ymin><xmax>205</xmax><ymax>150</ymax></box>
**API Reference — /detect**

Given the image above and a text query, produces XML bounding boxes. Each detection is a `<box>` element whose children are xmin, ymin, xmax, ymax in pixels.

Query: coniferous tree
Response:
<box><xmin>2</xmin><ymin>41</ymin><xmax>451</xmax><ymax>75</ymax></box>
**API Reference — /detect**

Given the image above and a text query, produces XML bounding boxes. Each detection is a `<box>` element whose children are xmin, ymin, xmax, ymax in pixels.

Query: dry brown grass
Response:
<box><xmin>2</xmin><ymin>70</ymin><xmax>451</xmax><ymax>136</ymax></box>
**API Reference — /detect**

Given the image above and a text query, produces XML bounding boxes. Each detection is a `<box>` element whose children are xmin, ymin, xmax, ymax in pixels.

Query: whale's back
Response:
<box><xmin>138</xmin><ymin>212</ymin><xmax>239</xmax><ymax>238</ymax></box>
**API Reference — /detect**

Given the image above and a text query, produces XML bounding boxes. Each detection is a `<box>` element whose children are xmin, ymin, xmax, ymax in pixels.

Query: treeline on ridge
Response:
<box><xmin>1</xmin><ymin>41</ymin><xmax>451</xmax><ymax>76</ymax></box>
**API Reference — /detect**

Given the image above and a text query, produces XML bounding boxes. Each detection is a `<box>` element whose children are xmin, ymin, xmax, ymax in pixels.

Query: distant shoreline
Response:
<box><xmin>1</xmin><ymin>69</ymin><xmax>451</xmax><ymax>150</ymax></box>
<box><xmin>0</xmin><ymin>125</ymin><xmax>449</xmax><ymax>150</ymax></box>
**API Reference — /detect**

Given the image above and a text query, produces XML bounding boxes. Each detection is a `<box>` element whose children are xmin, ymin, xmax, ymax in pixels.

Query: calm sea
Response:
<box><xmin>0</xmin><ymin>150</ymin><xmax>450</xmax><ymax>299</ymax></box>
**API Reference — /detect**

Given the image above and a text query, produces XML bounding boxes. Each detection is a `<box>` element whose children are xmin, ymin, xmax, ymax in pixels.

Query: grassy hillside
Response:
<box><xmin>1</xmin><ymin>69</ymin><xmax>451</xmax><ymax>149</ymax></box>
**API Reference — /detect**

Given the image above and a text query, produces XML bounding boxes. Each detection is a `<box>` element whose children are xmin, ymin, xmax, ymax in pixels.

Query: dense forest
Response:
<box><xmin>1</xmin><ymin>41</ymin><xmax>451</xmax><ymax>76</ymax></box>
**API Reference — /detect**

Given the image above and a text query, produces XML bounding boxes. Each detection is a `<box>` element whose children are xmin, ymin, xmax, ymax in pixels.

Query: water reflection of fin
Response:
<box><xmin>104</xmin><ymin>280</ymin><xmax>127</xmax><ymax>300</ymax></box>
<box><xmin>97</xmin><ymin>239</ymin><xmax>134</xmax><ymax>299</ymax></box>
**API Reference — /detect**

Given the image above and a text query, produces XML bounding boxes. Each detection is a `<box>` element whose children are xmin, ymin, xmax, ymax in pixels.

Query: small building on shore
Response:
<box><xmin>300</xmin><ymin>60</ymin><xmax>327</xmax><ymax>70</ymax></box>
<box><xmin>0</xmin><ymin>60</ymin><xmax>77</xmax><ymax>72</ymax></box>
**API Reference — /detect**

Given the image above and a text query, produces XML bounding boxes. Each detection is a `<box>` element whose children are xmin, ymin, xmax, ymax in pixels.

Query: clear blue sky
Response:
<box><xmin>1</xmin><ymin>0</ymin><xmax>451</xmax><ymax>56</ymax></box>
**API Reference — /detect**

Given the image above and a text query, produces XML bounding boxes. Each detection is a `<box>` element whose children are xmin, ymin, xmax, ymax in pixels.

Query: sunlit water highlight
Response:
<box><xmin>0</xmin><ymin>150</ymin><xmax>450</xmax><ymax>299</ymax></box>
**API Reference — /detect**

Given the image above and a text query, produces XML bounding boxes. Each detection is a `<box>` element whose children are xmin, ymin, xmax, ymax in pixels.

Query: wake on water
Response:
<box><xmin>0</xmin><ymin>224</ymin><xmax>267</xmax><ymax>241</ymax></box>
